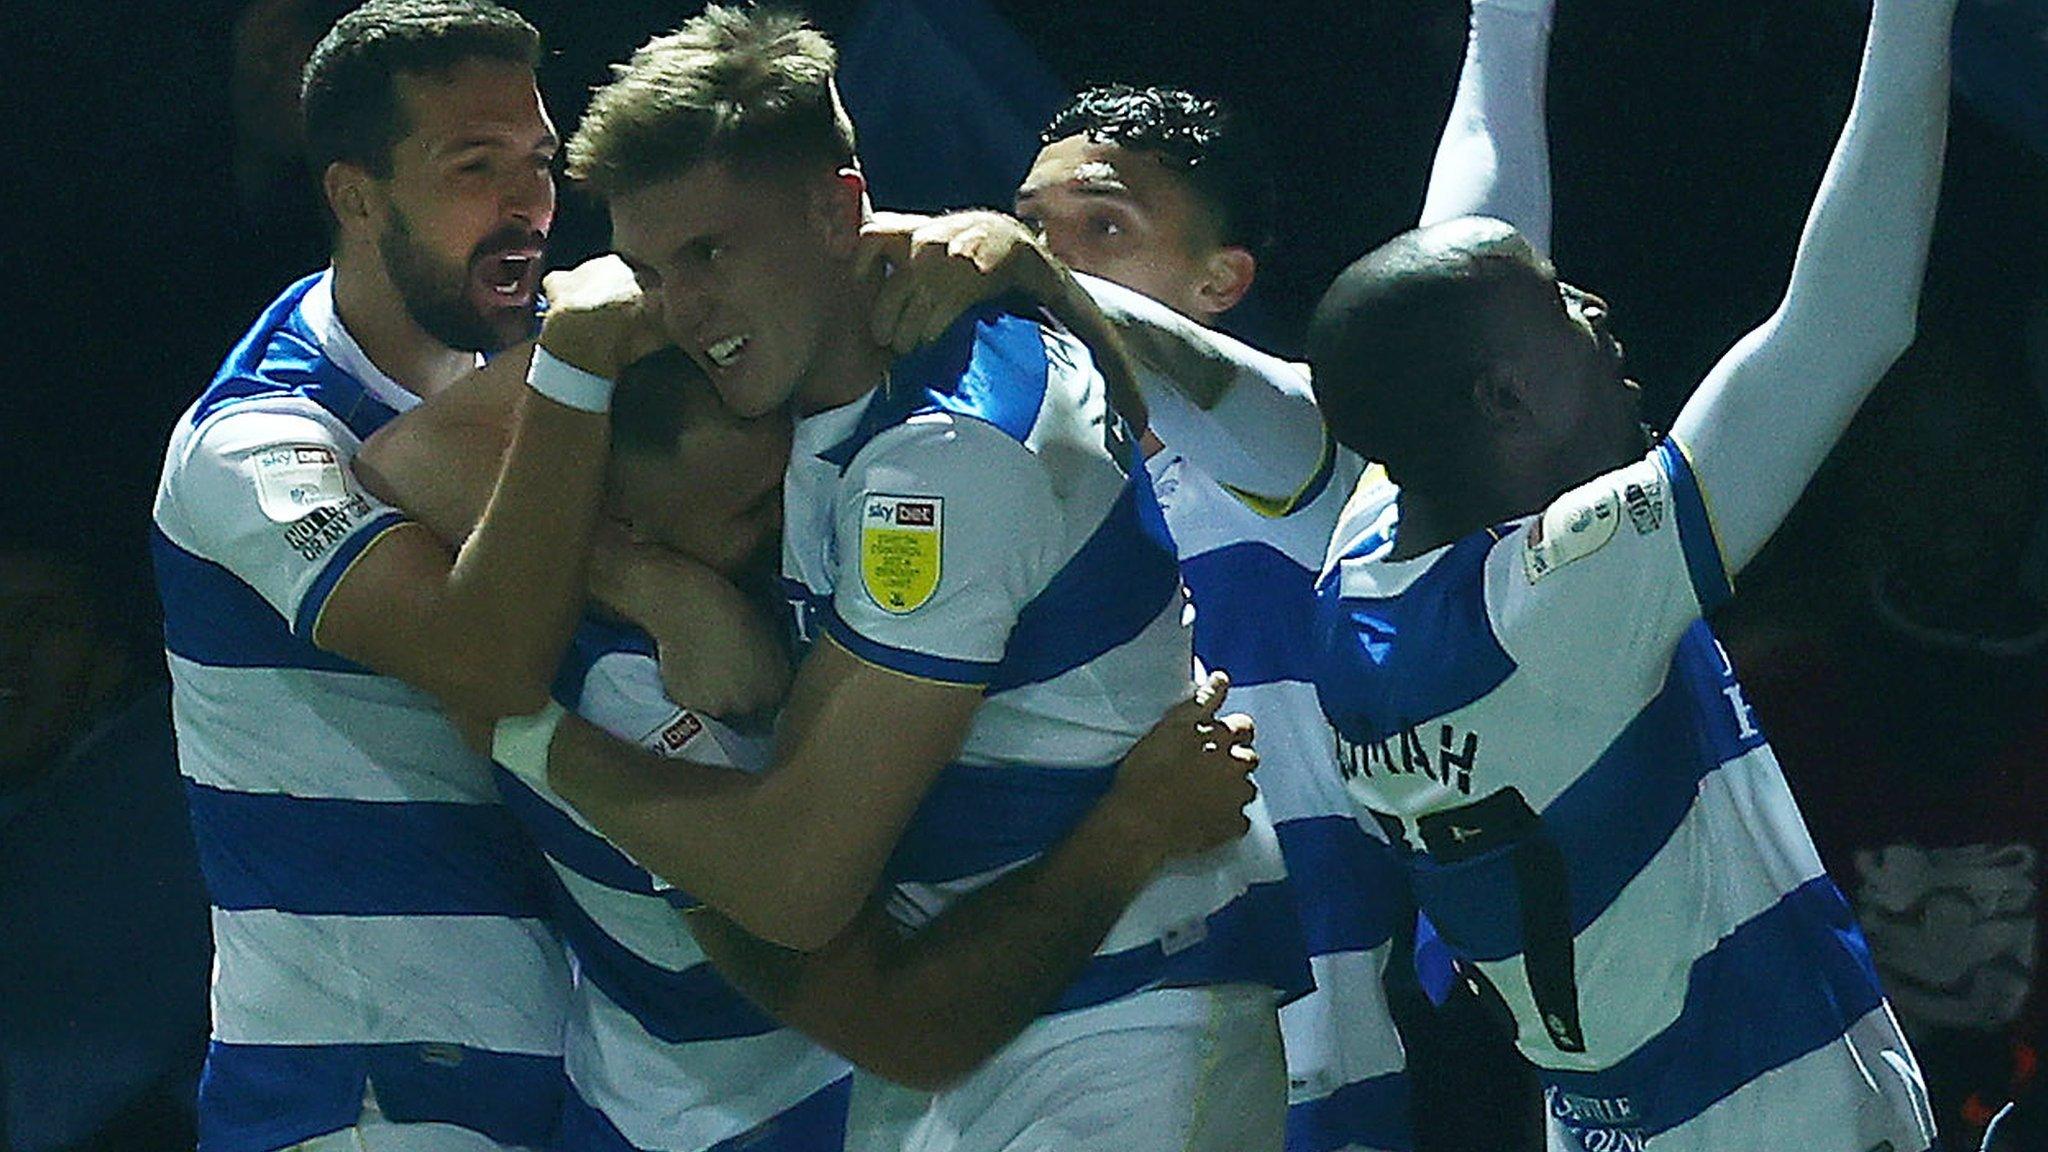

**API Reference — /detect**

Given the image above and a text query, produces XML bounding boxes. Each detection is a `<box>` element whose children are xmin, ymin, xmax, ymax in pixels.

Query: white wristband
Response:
<box><xmin>527</xmin><ymin>347</ymin><xmax>616</xmax><ymax>414</ymax></box>
<box><xmin>492</xmin><ymin>699</ymin><xmax>567</xmax><ymax>788</ymax></box>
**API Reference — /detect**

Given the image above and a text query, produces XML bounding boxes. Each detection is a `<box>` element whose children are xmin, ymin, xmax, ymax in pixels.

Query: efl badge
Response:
<box><xmin>252</xmin><ymin>444</ymin><xmax>350</xmax><ymax>523</ymax></box>
<box><xmin>1524</xmin><ymin>479</ymin><xmax>1620</xmax><ymax>583</ymax></box>
<box><xmin>860</xmin><ymin>494</ymin><xmax>943</xmax><ymax>614</ymax></box>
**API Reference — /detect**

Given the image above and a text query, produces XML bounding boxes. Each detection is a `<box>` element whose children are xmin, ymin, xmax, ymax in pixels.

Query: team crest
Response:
<box><xmin>1524</xmin><ymin>478</ymin><xmax>1620</xmax><ymax>583</ymax></box>
<box><xmin>860</xmin><ymin>494</ymin><xmax>943</xmax><ymax>614</ymax></box>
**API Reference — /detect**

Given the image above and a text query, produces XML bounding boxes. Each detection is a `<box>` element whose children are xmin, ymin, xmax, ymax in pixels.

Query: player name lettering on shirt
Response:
<box><xmin>1548</xmin><ymin>1091</ymin><xmax>1646</xmax><ymax>1152</ymax></box>
<box><xmin>281</xmin><ymin>493</ymin><xmax>373</xmax><ymax>563</ymax></box>
<box><xmin>1335</xmin><ymin>722</ymin><xmax>1480</xmax><ymax>796</ymax></box>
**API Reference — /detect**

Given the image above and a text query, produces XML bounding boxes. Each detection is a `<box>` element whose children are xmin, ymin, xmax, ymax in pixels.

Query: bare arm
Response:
<box><xmin>313</xmin><ymin>362</ymin><xmax>609</xmax><ymax>719</ymax></box>
<box><xmin>1419</xmin><ymin>0</ymin><xmax>1557</xmax><ymax>254</ymax></box>
<box><xmin>355</xmin><ymin>331</ymin><xmax>791</xmax><ymax>718</ymax></box>
<box><xmin>686</xmin><ymin>686</ymin><xmax>1257</xmax><ymax>1089</ymax></box>
<box><xmin>1670</xmin><ymin>0</ymin><xmax>1956</xmax><ymax>573</ymax></box>
<box><xmin>530</xmin><ymin>636</ymin><xmax>981</xmax><ymax>949</ymax></box>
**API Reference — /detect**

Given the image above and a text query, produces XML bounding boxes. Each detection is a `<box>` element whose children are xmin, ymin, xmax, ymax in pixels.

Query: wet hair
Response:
<box><xmin>300</xmin><ymin>0</ymin><xmax>539</xmax><ymax>179</ymax></box>
<box><xmin>567</xmin><ymin>5</ymin><xmax>856</xmax><ymax>197</ymax></box>
<box><xmin>1040</xmin><ymin>84</ymin><xmax>1275</xmax><ymax>258</ymax></box>
<box><xmin>1307</xmin><ymin>217</ymin><xmax>1558</xmax><ymax>490</ymax></box>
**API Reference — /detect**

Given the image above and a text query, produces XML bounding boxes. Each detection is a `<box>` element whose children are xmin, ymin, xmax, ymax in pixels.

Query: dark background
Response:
<box><xmin>7</xmin><ymin>0</ymin><xmax>2044</xmax><ymax>630</ymax></box>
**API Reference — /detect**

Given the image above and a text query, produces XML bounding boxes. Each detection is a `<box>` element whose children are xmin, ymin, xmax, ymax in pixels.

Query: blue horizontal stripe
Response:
<box><xmin>819</xmin><ymin>302</ymin><xmax>1050</xmax><ymax>470</ymax></box>
<box><xmin>560</xmin><ymin>1073</ymin><xmax>851</xmax><ymax>1152</ymax></box>
<box><xmin>292</xmin><ymin>511</ymin><xmax>409</xmax><ymax>638</ymax></box>
<box><xmin>552</xmin><ymin>618</ymin><xmax>657</xmax><ymax>712</ymax></box>
<box><xmin>1312</xmin><ymin>532</ymin><xmax>1514</xmax><ymax>747</ymax></box>
<box><xmin>1658</xmin><ymin>439</ymin><xmax>1732</xmax><ymax>613</ymax></box>
<box><xmin>198</xmin><ymin>1040</ymin><xmax>563</xmax><ymax>1152</ymax></box>
<box><xmin>495</xmin><ymin>768</ymin><xmax>663</xmax><ymax>897</ymax></box>
<box><xmin>823</xmin><ymin>605</ymin><xmax>998</xmax><ymax>685</ymax></box>
<box><xmin>888</xmin><ymin>761</ymin><xmax>1119</xmax><ymax>883</ymax></box>
<box><xmin>198</xmin><ymin>274</ymin><xmax>404</xmax><ymax>443</ymax></box>
<box><xmin>1542</xmin><ymin>876</ymin><xmax>1884</xmax><ymax>1138</ymax></box>
<box><xmin>1410</xmin><ymin>624</ymin><xmax>1766</xmax><ymax>962</ymax></box>
<box><xmin>153</xmin><ymin>527</ymin><xmax>369</xmax><ymax>674</ymax></box>
<box><xmin>991</xmin><ymin>473</ymin><xmax>1183</xmax><ymax>693</ymax></box>
<box><xmin>1286</xmin><ymin>1071</ymin><xmax>1416</xmax><ymax>1152</ymax></box>
<box><xmin>1183</xmin><ymin>542</ymin><xmax>1318</xmax><ymax>688</ymax></box>
<box><xmin>1052</xmin><ymin>879</ymin><xmax>1313</xmax><ymax>1013</ymax></box>
<box><xmin>548</xmin><ymin>874</ymin><xmax>783</xmax><ymax>1044</ymax></box>
<box><xmin>186</xmin><ymin>781</ymin><xmax>551</xmax><ymax>917</ymax></box>
<box><xmin>1274</xmin><ymin>815</ymin><xmax>1406</xmax><ymax>957</ymax></box>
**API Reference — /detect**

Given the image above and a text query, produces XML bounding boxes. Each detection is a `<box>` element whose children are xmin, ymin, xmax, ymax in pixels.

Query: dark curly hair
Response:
<box><xmin>1040</xmin><ymin>84</ymin><xmax>1276</xmax><ymax>259</ymax></box>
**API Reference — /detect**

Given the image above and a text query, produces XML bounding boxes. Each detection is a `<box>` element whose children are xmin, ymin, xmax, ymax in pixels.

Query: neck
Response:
<box><xmin>331</xmin><ymin>248</ymin><xmax>476</xmax><ymax>399</ymax></box>
<box><xmin>792</xmin><ymin>273</ymin><xmax>893</xmax><ymax>417</ymax></box>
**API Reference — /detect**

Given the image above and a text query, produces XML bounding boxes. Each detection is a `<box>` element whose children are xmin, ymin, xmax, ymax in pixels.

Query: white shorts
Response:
<box><xmin>902</xmin><ymin>983</ymin><xmax>1286</xmax><ymax>1152</ymax></box>
<box><xmin>284</xmin><ymin>1085</ymin><xmax>542</xmax><ymax>1152</ymax></box>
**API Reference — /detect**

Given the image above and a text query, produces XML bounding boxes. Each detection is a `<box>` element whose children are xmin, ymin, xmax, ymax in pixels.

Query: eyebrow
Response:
<box><xmin>1015</xmin><ymin>176</ymin><xmax>1136</xmax><ymax>206</ymax></box>
<box><xmin>434</xmin><ymin>129</ymin><xmax>559</xmax><ymax>156</ymax></box>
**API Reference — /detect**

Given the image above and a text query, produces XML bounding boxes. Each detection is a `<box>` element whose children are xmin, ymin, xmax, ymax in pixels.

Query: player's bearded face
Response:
<box><xmin>379</xmin><ymin>204</ymin><xmax>544</xmax><ymax>354</ymax></box>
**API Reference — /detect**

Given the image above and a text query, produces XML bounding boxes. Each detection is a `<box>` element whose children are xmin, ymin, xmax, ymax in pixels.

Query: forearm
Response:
<box><xmin>1671</xmin><ymin>0</ymin><xmax>1954</xmax><ymax>573</ymax></box>
<box><xmin>1076</xmin><ymin>272</ymin><xmax>1326</xmax><ymax>502</ymax></box>
<box><xmin>354</xmin><ymin>349</ymin><xmax>525</xmax><ymax>544</ymax></box>
<box><xmin>693</xmin><ymin>797</ymin><xmax>1170</xmax><ymax>1089</ymax></box>
<box><xmin>1419</xmin><ymin>0</ymin><xmax>1556</xmax><ymax>254</ymax></box>
<box><xmin>441</xmin><ymin>388</ymin><xmax>609</xmax><ymax>710</ymax></box>
<box><xmin>543</xmin><ymin>637</ymin><xmax>978</xmax><ymax>950</ymax></box>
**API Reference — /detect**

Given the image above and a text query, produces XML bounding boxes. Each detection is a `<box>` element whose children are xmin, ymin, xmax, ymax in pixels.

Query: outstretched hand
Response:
<box><xmin>1109</xmin><ymin>671</ymin><xmax>1259</xmax><ymax>863</ymax></box>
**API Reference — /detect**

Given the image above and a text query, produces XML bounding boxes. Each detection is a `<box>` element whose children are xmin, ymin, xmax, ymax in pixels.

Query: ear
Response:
<box><xmin>809</xmin><ymin>166</ymin><xmax>869</xmax><ymax>257</ymax></box>
<box><xmin>322</xmin><ymin>161</ymin><xmax>377</xmax><ymax>227</ymax></box>
<box><xmin>1192</xmin><ymin>245</ymin><xmax>1257</xmax><ymax>320</ymax></box>
<box><xmin>1471</xmin><ymin>362</ymin><xmax>1534</xmax><ymax>434</ymax></box>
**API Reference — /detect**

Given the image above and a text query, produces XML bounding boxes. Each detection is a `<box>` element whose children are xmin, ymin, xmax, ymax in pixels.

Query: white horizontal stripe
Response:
<box><xmin>1283</xmin><ymin>943</ymin><xmax>1407</xmax><ymax>1104</ymax></box>
<box><xmin>885</xmin><ymin>792</ymin><xmax>1286</xmax><ymax>960</ymax></box>
<box><xmin>1230</xmin><ymin>681</ymin><xmax>1355</xmax><ymax>826</ymax></box>
<box><xmin>1156</xmin><ymin>451</ymin><xmax>1361</xmax><ymax>566</ymax></box>
<box><xmin>170</xmin><ymin>656</ymin><xmax>494</xmax><ymax>803</ymax></box>
<box><xmin>1475</xmin><ymin>747</ymin><xmax>1827</xmax><ymax>1071</ymax></box>
<box><xmin>566</xmin><ymin>981</ymin><xmax>848</xmax><ymax>1152</ymax></box>
<box><xmin>962</xmin><ymin>597</ymin><xmax>1194</xmax><ymax>768</ymax></box>
<box><xmin>1639</xmin><ymin>1004</ymin><xmax>1933</xmax><ymax>1152</ymax></box>
<box><xmin>210</xmin><ymin>908</ymin><xmax>567</xmax><ymax>1053</ymax></box>
<box><xmin>551</xmin><ymin>861</ymin><xmax>706</xmax><ymax>971</ymax></box>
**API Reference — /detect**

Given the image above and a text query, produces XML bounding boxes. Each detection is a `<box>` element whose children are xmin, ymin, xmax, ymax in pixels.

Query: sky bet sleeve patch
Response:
<box><xmin>1524</xmin><ymin>480</ymin><xmax>1621</xmax><ymax>584</ymax></box>
<box><xmin>860</xmin><ymin>493</ymin><xmax>944</xmax><ymax>614</ymax></box>
<box><xmin>250</xmin><ymin>444</ymin><xmax>351</xmax><ymax>524</ymax></box>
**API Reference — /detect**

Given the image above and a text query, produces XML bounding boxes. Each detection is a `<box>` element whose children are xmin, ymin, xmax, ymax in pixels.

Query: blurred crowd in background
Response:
<box><xmin>3</xmin><ymin>0</ymin><xmax>2045</xmax><ymax>1148</ymax></box>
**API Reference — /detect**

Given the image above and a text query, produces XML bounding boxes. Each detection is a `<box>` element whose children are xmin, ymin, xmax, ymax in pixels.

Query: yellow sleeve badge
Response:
<box><xmin>860</xmin><ymin>493</ymin><xmax>943</xmax><ymax>614</ymax></box>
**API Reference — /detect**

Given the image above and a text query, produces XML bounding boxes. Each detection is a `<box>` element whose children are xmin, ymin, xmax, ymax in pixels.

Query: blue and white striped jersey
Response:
<box><xmin>1149</xmin><ymin>446</ymin><xmax>1415</xmax><ymax>1152</ymax></box>
<box><xmin>500</xmin><ymin>619</ymin><xmax>851</xmax><ymax>1152</ymax></box>
<box><xmin>151</xmin><ymin>271</ymin><xmax>569</xmax><ymax>1152</ymax></box>
<box><xmin>781</xmin><ymin>304</ymin><xmax>1307</xmax><ymax>1018</ymax></box>
<box><xmin>1311</xmin><ymin>440</ymin><xmax>1935</xmax><ymax>1152</ymax></box>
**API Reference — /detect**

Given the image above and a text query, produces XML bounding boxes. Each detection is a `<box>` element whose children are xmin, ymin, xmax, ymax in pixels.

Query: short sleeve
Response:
<box><xmin>825</xmin><ymin>415</ymin><xmax>1061</xmax><ymax>686</ymax></box>
<box><xmin>165</xmin><ymin>403</ymin><xmax>409</xmax><ymax>638</ymax></box>
<box><xmin>1484</xmin><ymin>438</ymin><xmax>1732</xmax><ymax>690</ymax></box>
<box><xmin>575</xmin><ymin>648</ymin><xmax>771</xmax><ymax>774</ymax></box>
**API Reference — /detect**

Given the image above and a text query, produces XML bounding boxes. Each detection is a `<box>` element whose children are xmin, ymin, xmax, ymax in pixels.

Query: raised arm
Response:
<box><xmin>356</xmin><ymin>336</ymin><xmax>792</xmax><ymax>719</ymax></box>
<box><xmin>311</xmin><ymin>335</ymin><xmax>612</xmax><ymax>720</ymax></box>
<box><xmin>1419</xmin><ymin>0</ymin><xmax>1557</xmax><ymax>254</ymax></box>
<box><xmin>1076</xmin><ymin>271</ymin><xmax>1330</xmax><ymax>510</ymax></box>
<box><xmin>1670</xmin><ymin>0</ymin><xmax>1956</xmax><ymax>573</ymax></box>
